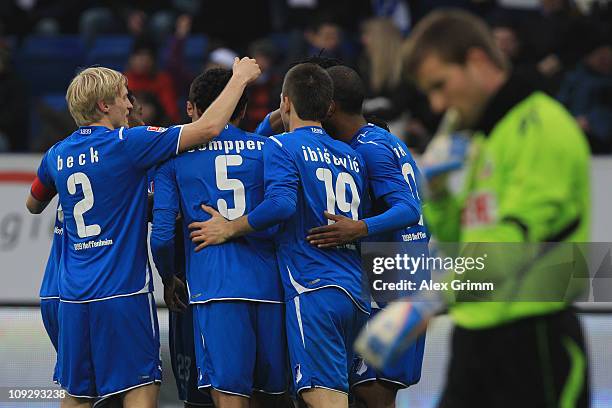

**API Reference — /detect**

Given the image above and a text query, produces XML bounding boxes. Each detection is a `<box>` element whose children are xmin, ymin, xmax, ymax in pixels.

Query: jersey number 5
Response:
<box><xmin>67</xmin><ymin>172</ymin><xmax>101</xmax><ymax>238</ymax></box>
<box><xmin>215</xmin><ymin>155</ymin><xmax>246</xmax><ymax>220</ymax></box>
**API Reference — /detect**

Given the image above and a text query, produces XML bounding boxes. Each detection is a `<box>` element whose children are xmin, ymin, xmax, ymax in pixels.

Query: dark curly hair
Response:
<box><xmin>188</xmin><ymin>68</ymin><xmax>249</xmax><ymax>121</ymax></box>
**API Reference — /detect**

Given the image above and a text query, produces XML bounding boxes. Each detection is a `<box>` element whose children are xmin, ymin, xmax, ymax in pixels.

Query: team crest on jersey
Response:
<box><xmin>462</xmin><ymin>191</ymin><xmax>497</xmax><ymax>227</ymax></box>
<box><xmin>147</xmin><ymin>126</ymin><xmax>167</xmax><ymax>132</ymax></box>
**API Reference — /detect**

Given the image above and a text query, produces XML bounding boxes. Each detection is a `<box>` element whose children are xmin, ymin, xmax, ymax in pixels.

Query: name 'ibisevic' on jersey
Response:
<box><xmin>264</xmin><ymin>126</ymin><xmax>370</xmax><ymax>313</ymax></box>
<box><xmin>36</xmin><ymin>125</ymin><xmax>182</xmax><ymax>301</ymax></box>
<box><xmin>351</xmin><ymin>124</ymin><xmax>429</xmax><ymax>244</ymax></box>
<box><xmin>153</xmin><ymin>124</ymin><xmax>283</xmax><ymax>304</ymax></box>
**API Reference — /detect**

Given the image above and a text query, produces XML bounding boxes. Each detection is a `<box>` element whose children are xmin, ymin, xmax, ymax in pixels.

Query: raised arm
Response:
<box><xmin>178</xmin><ymin>57</ymin><xmax>261</xmax><ymax>152</ymax></box>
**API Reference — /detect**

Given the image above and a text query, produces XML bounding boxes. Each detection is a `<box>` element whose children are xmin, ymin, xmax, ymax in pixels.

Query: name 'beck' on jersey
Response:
<box><xmin>36</xmin><ymin>125</ymin><xmax>182</xmax><ymax>302</ymax></box>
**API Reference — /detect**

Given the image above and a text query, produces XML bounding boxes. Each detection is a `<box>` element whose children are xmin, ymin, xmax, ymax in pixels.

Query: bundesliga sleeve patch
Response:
<box><xmin>147</xmin><ymin>126</ymin><xmax>168</xmax><ymax>132</ymax></box>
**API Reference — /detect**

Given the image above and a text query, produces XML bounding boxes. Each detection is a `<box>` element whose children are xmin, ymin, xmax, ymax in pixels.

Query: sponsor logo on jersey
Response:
<box><xmin>462</xmin><ymin>191</ymin><xmax>497</xmax><ymax>227</ymax></box>
<box><xmin>147</xmin><ymin>126</ymin><xmax>168</xmax><ymax>133</ymax></box>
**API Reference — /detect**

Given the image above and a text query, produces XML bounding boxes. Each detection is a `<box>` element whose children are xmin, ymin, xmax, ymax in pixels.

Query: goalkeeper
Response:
<box><xmin>356</xmin><ymin>9</ymin><xmax>590</xmax><ymax>408</ymax></box>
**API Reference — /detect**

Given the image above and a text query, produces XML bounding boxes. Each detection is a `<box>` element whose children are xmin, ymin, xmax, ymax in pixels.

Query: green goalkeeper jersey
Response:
<box><xmin>425</xmin><ymin>76</ymin><xmax>591</xmax><ymax>329</ymax></box>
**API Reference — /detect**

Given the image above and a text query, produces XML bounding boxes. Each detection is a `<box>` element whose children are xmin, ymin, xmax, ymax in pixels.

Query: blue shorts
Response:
<box><xmin>57</xmin><ymin>293</ymin><xmax>162</xmax><ymax>398</ymax></box>
<box><xmin>350</xmin><ymin>308</ymin><xmax>426</xmax><ymax>389</ymax></box>
<box><xmin>286</xmin><ymin>288</ymin><xmax>368</xmax><ymax>396</ymax></box>
<box><xmin>193</xmin><ymin>300</ymin><xmax>287</xmax><ymax>397</ymax></box>
<box><xmin>169</xmin><ymin>305</ymin><xmax>213</xmax><ymax>406</ymax></box>
<box><xmin>41</xmin><ymin>297</ymin><xmax>60</xmax><ymax>382</ymax></box>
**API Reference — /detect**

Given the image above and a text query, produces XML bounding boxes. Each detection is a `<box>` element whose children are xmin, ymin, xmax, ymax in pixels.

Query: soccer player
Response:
<box><xmin>189</xmin><ymin>63</ymin><xmax>370</xmax><ymax>408</ymax></box>
<box><xmin>151</xmin><ymin>67</ymin><xmax>286</xmax><ymax>407</ymax></box>
<box><xmin>356</xmin><ymin>9</ymin><xmax>590</xmax><ymax>407</ymax></box>
<box><xmin>25</xmin><ymin>59</ymin><xmax>260</xmax><ymax>407</ymax></box>
<box><xmin>127</xmin><ymin>90</ymin><xmax>145</xmax><ymax>128</ymax></box>
<box><xmin>303</xmin><ymin>65</ymin><xmax>427</xmax><ymax>408</ymax></box>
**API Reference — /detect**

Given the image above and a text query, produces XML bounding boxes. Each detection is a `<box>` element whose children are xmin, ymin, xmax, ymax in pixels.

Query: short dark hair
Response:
<box><xmin>403</xmin><ymin>9</ymin><xmax>508</xmax><ymax>79</ymax></box>
<box><xmin>282</xmin><ymin>63</ymin><xmax>333</xmax><ymax>121</ymax></box>
<box><xmin>326</xmin><ymin>65</ymin><xmax>365</xmax><ymax>115</ymax></box>
<box><xmin>189</xmin><ymin>68</ymin><xmax>248</xmax><ymax>121</ymax></box>
<box><xmin>290</xmin><ymin>54</ymin><xmax>343</xmax><ymax>70</ymax></box>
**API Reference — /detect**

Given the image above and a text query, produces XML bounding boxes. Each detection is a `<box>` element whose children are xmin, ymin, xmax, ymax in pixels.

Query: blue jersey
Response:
<box><xmin>152</xmin><ymin>124</ymin><xmax>283</xmax><ymax>303</ymax></box>
<box><xmin>36</xmin><ymin>125</ymin><xmax>182</xmax><ymax>301</ymax></box>
<box><xmin>251</xmin><ymin>126</ymin><xmax>370</xmax><ymax>313</ymax></box>
<box><xmin>39</xmin><ymin>205</ymin><xmax>63</xmax><ymax>298</ymax></box>
<box><xmin>351</xmin><ymin>124</ymin><xmax>429</xmax><ymax>244</ymax></box>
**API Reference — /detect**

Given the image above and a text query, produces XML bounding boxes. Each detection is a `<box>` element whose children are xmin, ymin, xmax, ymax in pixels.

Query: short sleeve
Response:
<box><xmin>121</xmin><ymin>125</ymin><xmax>183</xmax><ymax>170</ymax></box>
<box><xmin>36</xmin><ymin>148</ymin><xmax>55</xmax><ymax>189</ymax></box>
<box><xmin>357</xmin><ymin>141</ymin><xmax>412</xmax><ymax>201</ymax></box>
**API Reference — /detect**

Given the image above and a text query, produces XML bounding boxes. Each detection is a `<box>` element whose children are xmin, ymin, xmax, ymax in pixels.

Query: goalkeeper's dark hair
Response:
<box><xmin>188</xmin><ymin>68</ymin><xmax>248</xmax><ymax>121</ymax></box>
<box><xmin>326</xmin><ymin>65</ymin><xmax>365</xmax><ymax>115</ymax></box>
<box><xmin>282</xmin><ymin>63</ymin><xmax>333</xmax><ymax>121</ymax></box>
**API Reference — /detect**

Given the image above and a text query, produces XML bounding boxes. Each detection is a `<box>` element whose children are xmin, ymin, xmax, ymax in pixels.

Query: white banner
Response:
<box><xmin>1</xmin><ymin>154</ymin><xmax>611</xmax><ymax>303</ymax></box>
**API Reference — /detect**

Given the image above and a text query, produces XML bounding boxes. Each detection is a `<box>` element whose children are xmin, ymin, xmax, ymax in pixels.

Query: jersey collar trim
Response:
<box><xmin>474</xmin><ymin>74</ymin><xmax>537</xmax><ymax>136</ymax></box>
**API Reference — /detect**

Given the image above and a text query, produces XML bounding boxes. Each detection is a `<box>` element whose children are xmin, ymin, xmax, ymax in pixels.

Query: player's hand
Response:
<box><xmin>306</xmin><ymin>212</ymin><xmax>368</xmax><ymax>248</ymax></box>
<box><xmin>163</xmin><ymin>275</ymin><xmax>188</xmax><ymax>313</ymax></box>
<box><xmin>232</xmin><ymin>57</ymin><xmax>261</xmax><ymax>85</ymax></box>
<box><xmin>354</xmin><ymin>301</ymin><xmax>431</xmax><ymax>369</ymax></box>
<box><xmin>188</xmin><ymin>205</ymin><xmax>232</xmax><ymax>251</ymax></box>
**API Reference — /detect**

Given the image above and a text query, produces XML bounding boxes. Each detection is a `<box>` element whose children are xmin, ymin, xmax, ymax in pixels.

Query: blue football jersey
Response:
<box><xmin>39</xmin><ymin>204</ymin><xmax>63</xmax><ymax>298</ymax></box>
<box><xmin>351</xmin><ymin>124</ymin><xmax>429</xmax><ymax>244</ymax></box>
<box><xmin>261</xmin><ymin>126</ymin><xmax>370</xmax><ymax>313</ymax></box>
<box><xmin>36</xmin><ymin>125</ymin><xmax>182</xmax><ymax>301</ymax></box>
<box><xmin>152</xmin><ymin>124</ymin><xmax>283</xmax><ymax>303</ymax></box>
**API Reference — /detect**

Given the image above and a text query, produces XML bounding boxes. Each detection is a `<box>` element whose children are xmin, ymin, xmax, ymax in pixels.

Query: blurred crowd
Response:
<box><xmin>0</xmin><ymin>0</ymin><xmax>610</xmax><ymax>153</ymax></box>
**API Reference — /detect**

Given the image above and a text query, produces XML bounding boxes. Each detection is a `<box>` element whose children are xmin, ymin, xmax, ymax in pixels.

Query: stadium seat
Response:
<box><xmin>16</xmin><ymin>35</ymin><xmax>85</xmax><ymax>96</ymax></box>
<box><xmin>86</xmin><ymin>35</ymin><xmax>134</xmax><ymax>72</ymax></box>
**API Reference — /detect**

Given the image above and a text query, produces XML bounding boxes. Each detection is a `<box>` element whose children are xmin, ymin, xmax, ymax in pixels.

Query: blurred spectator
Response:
<box><xmin>490</xmin><ymin>13</ymin><xmax>547</xmax><ymax>89</ymax></box>
<box><xmin>205</xmin><ymin>48</ymin><xmax>239</xmax><ymax>71</ymax></box>
<box><xmin>0</xmin><ymin>46</ymin><xmax>28</xmax><ymax>151</ymax></box>
<box><xmin>243</xmin><ymin>39</ymin><xmax>283</xmax><ymax>131</ymax></box>
<box><xmin>359</xmin><ymin>17</ymin><xmax>436</xmax><ymax>146</ymax></box>
<box><xmin>125</xmin><ymin>39</ymin><xmax>180</xmax><ymax>123</ymax></box>
<box><xmin>557</xmin><ymin>25</ymin><xmax>612</xmax><ymax>154</ymax></box>
<box><xmin>370</xmin><ymin>0</ymin><xmax>411</xmax><ymax>34</ymax></box>
<box><xmin>79</xmin><ymin>0</ymin><xmax>180</xmax><ymax>45</ymax></box>
<box><xmin>166</xmin><ymin>14</ymin><xmax>197</xmax><ymax>99</ymax></box>
<box><xmin>287</xmin><ymin>16</ymin><xmax>355</xmax><ymax>67</ymax></box>
<box><xmin>519</xmin><ymin>0</ymin><xmax>588</xmax><ymax>93</ymax></box>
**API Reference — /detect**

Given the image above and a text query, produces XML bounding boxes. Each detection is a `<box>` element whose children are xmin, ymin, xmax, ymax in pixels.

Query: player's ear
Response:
<box><xmin>186</xmin><ymin>101</ymin><xmax>194</xmax><ymax>119</ymax></box>
<box><xmin>327</xmin><ymin>100</ymin><xmax>337</xmax><ymax>119</ymax></box>
<box><xmin>97</xmin><ymin>99</ymin><xmax>109</xmax><ymax>114</ymax></box>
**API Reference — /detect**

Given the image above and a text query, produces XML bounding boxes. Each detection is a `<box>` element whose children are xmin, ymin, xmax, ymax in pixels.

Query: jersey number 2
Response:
<box><xmin>67</xmin><ymin>172</ymin><xmax>101</xmax><ymax>238</ymax></box>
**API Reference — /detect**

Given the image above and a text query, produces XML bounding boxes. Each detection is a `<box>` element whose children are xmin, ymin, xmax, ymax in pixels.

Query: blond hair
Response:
<box><xmin>362</xmin><ymin>18</ymin><xmax>403</xmax><ymax>93</ymax></box>
<box><xmin>66</xmin><ymin>67</ymin><xmax>127</xmax><ymax>126</ymax></box>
